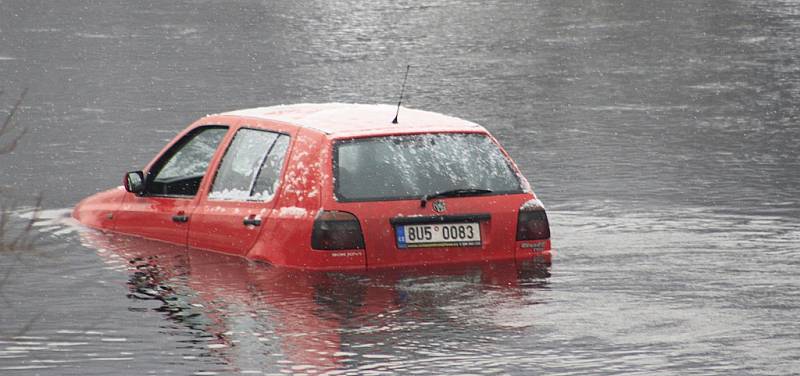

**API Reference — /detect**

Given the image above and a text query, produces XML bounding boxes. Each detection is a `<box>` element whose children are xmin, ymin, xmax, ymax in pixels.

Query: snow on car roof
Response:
<box><xmin>222</xmin><ymin>103</ymin><xmax>483</xmax><ymax>135</ymax></box>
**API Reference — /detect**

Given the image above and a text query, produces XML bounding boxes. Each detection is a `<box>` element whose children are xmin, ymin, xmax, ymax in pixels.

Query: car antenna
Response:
<box><xmin>391</xmin><ymin>64</ymin><xmax>411</xmax><ymax>124</ymax></box>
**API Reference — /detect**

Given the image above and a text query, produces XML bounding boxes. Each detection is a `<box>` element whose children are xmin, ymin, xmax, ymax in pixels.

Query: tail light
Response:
<box><xmin>311</xmin><ymin>210</ymin><xmax>365</xmax><ymax>250</ymax></box>
<box><xmin>516</xmin><ymin>199</ymin><xmax>550</xmax><ymax>241</ymax></box>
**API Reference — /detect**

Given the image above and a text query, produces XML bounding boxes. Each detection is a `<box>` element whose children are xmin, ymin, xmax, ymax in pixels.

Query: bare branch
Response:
<box><xmin>0</xmin><ymin>88</ymin><xmax>26</xmax><ymax>132</ymax></box>
<box><xmin>0</xmin><ymin>88</ymin><xmax>27</xmax><ymax>155</ymax></box>
<box><xmin>0</xmin><ymin>127</ymin><xmax>26</xmax><ymax>155</ymax></box>
<box><xmin>0</xmin><ymin>88</ymin><xmax>42</xmax><ymax>336</ymax></box>
<box><xmin>0</xmin><ymin>199</ymin><xmax>10</xmax><ymax>252</ymax></box>
<box><xmin>13</xmin><ymin>312</ymin><xmax>44</xmax><ymax>337</ymax></box>
<box><xmin>8</xmin><ymin>194</ymin><xmax>43</xmax><ymax>251</ymax></box>
<box><xmin>1</xmin><ymin>88</ymin><xmax>40</xmax><ymax>253</ymax></box>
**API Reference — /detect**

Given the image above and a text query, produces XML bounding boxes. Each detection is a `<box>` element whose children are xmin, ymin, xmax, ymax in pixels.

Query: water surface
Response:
<box><xmin>1</xmin><ymin>0</ymin><xmax>798</xmax><ymax>374</ymax></box>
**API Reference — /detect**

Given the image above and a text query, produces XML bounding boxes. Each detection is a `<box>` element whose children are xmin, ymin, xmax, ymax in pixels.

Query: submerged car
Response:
<box><xmin>73</xmin><ymin>103</ymin><xmax>551</xmax><ymax>270</ymax></box>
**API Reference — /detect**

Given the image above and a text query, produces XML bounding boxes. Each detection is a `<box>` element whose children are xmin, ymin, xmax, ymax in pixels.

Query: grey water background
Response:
<box><xmin>1</xmin><ymin>0</ymin><xmax>799</xmax><ymax>374</ymax></box>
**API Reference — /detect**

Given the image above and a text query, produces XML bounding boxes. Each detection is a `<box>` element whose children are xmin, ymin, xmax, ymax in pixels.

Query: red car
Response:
<box><xmin>73</xmin><ymin>104</ymin><xmax>551</xmax><ymax>270</ymax></box>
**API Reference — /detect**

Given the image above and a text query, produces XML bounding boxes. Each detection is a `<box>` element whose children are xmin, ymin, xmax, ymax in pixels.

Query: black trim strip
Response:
<box><xmin>390</xmin><ymin>213</ymin><xmax>491</xmax><ymax>226</ymax></box>
<box><xmin>335</xmin><ymin>191</ymin><xmax>523</xmax><ymax>203</ymax></box>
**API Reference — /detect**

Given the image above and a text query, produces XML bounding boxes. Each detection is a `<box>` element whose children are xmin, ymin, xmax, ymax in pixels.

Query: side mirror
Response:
<box><xmin>123</xmin><ymin>171</ymin><xmax>146</xmax><ymax>194</ymax></box>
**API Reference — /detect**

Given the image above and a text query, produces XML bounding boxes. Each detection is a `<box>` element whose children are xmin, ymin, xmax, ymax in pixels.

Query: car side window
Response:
<box><xmin>251</xmin><ymin>135</ymin><xmax>290</xmax><ymax>199</ymax></box>
<box><xmin>209</xmin><ymin>129</ymin><xmax>290</xmax><ymax>201</ymax></box>
<box><xmin>147</xmin><ymin>126</ymin><xmax>228</xmax><ymax>197</ymax></box>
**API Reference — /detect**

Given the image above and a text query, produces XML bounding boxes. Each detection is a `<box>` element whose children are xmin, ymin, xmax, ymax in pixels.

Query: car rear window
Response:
<box><xmin>334</xmin><ymin>133</ymin><xmax>523</xmax><ymax>201</ymax></box>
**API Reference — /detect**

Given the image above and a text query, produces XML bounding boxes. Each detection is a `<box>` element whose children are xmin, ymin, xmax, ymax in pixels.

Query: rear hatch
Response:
<box><xmin>330</xmin><ymin>132</ymin><xmax>532</xmax><ymax>268</ymax></box>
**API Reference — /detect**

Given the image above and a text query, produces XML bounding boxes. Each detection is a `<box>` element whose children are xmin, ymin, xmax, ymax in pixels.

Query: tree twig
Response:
<box><xmin>0</xmin><ymin>88</ymin><xmax>28</xmax><ymax>155</ymax></box>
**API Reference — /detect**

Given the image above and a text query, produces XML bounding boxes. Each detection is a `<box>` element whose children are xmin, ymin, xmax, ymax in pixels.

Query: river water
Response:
<box><xmin>1</xmin><ymin>0</ymin><xmax>799</xmax><ymax>374</ymax></box>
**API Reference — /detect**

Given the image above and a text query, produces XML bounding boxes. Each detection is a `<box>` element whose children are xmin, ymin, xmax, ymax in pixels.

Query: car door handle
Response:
<box><xmin>172</xmin><ymin>214</ymin><xmax>189</xmax><ymax>223</ymax></box>
<box><xmin>243</xmin><ymin>217</ymin><xmax>262</xmax><ymax>226</ymax></box>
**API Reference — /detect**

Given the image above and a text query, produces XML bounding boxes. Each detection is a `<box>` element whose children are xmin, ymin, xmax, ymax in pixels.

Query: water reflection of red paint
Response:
<box><xmin>80</xmin><ymin>229</ymin><xmax>550</xmax><ymax>373</ymax></box>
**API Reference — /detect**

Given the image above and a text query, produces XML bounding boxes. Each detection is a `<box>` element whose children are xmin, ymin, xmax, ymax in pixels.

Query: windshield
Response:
<box><xmin>334</xmin><ymin>133</ymin><xmax>523</xmax><ymax>201</ymax></box>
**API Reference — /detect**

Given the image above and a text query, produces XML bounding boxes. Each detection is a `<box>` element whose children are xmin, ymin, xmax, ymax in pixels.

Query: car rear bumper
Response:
<box><xmin>253</xmin><ymin>243</ymin><xmax>552</xmax><ymax>271</ymax></box>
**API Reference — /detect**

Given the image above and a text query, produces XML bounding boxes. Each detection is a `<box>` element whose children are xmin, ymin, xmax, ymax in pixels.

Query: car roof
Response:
<box><xmin>221</xmin><ymin>103</ymin><xmax>484</xmax><ymax>136</ymax></box>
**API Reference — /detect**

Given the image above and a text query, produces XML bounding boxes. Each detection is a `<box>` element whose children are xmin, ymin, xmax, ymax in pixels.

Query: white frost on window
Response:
<box><xmin>336</xmin><ymin>134</ymin><xmax>523</xmax><ymax>200</ymax></box>
<box><xmin>210</xmin><ymin>130</ymin><xmax>289</xmax><ymax>202</ymax></box>
<box><xmin>208</xmin><ymin>188</ymin><xmax>253</xmax><ymax>201</ymax></box>
<box><xmin>250</xmin><ymin>190</ymin><xmax>276</xmax><ymax>202</ymax></box>
<box><xmin>208</xmin><ymin>188</ymin><xmax>275</xmax><ymax>202</ymax></box>
<box><xmin>155</xmin><ymin>128</ymin><xmax>227</xmax><ymax>183</ymax></box>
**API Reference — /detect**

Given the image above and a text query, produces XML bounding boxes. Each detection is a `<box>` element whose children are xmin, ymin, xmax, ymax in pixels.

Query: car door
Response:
<box><xmin>114</xmin><ymin>125</ymin><xmax>230</xmax><ymax>245</ymax></box>
<box><xmin>187</xmin><ymin>127</ymin><xmax>292</xmax><ymax>255</ymax></box>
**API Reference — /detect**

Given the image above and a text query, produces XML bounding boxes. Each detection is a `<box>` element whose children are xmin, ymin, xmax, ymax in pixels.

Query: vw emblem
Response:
<box><xmin>432</xmin><ymin>200</ymin><xmax>446</xmax><ymax>213</ymax></box>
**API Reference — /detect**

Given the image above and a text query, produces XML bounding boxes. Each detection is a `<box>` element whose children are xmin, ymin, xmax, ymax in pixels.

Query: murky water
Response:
<box><xmin>1</xmin><ymin>0</ymin><xmax>799</xmax><ymax>374</ymax></box>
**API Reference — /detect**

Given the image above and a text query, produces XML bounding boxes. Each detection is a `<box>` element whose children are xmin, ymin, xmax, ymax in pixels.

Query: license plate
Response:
<box><xmin>396</xmin><ymin>222</ymin><xmax>481</xmax><ymax>249</ymax></box>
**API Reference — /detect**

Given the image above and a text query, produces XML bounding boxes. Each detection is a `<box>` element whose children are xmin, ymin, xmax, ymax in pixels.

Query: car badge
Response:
<box><xmin>432</xmin><ymin>200</ymin><xmax>446</xmax><ymax>213</ymax></box>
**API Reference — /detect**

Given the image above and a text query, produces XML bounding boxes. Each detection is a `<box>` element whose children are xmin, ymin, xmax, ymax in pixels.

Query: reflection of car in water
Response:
<box><xmin>80</xmin><ymin>230</ymin><xmax>550</xmax><ymax>373</ymax></box>
<box><xmin>73</xmin><ymin>103</ymin><xmax>551</xmax><ymax>270</ymax></box>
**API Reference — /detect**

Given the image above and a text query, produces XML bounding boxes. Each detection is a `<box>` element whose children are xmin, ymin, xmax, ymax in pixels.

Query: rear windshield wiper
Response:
<box><xmin>421</xmin><ymin>188</ymin><xmax>493</xmax><ymax>208</ymax></box>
